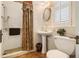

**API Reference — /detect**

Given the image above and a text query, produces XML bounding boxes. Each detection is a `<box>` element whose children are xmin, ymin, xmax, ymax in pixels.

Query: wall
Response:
<box><xmin>0</xmin><ymin>1</ymin><xmax>2</xmax><ymax>30</ymax></box>
<box><xmin>75</xmin><ymin>2</ymin><xmax>79</xmax><ymax>35</ymax></box>
<box><xmin>2</xmin><ymin>1</ymin><xmax>23</xmax><ymax>51</ymax></box>
<box><xmin>33</xmin><ymin>1</ymin><xmax>56</xmax><ymax>50</ymax></box>
<box><xmin>33</xmin><ymin>1</ymin><xmax>46</xmax><ymax>50</ymax></box>
<box><xmin>0</xmin><ymin>1</ymin><xmax>2</xmax><ymax>57</ymax></box>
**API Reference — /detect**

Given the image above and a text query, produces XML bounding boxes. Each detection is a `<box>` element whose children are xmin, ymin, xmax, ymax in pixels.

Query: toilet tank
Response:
<box><xmin>54</xmin><ymin>36</ymin><xmax>76</xmax><ymax>55</ymax></box>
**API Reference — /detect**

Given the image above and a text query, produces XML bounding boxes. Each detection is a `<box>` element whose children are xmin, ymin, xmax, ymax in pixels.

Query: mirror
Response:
<box><xmin>43</xmin><ymin>7</ymin><xmax>51</xmax><ymax>21</ymax></box>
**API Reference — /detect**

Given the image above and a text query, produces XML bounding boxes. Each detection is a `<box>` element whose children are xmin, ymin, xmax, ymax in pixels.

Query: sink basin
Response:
<box><xmin>37</xmin><ymin>31</ymin><xmax>52</xmax><ymax>36</ymax></box>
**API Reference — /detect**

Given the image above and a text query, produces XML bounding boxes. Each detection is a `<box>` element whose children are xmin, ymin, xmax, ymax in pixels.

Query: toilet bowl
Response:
<box><xmin>47</xmin><ymin>36</ymin><xmax>76</xmax><ymax>58</ymax></box>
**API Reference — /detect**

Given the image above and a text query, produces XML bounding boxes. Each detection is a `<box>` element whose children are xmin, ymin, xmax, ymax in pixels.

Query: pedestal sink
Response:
<box><xmin>37</xmin><ymin>31</ymin><xmax>52</xmax><ymax>54</ymax></box>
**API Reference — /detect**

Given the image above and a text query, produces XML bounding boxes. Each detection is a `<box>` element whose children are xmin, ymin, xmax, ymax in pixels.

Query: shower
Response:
<box><xmin>1</xmin><ymin>1</ymin><xmax>22</xmax><ymax>55</ymax></box>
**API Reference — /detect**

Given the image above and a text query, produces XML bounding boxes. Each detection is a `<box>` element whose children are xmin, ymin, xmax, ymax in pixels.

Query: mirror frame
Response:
<box><xmin>43</xmin><ymin>7</ymin><xmax>51</xmax><ymax>21</ymax></box>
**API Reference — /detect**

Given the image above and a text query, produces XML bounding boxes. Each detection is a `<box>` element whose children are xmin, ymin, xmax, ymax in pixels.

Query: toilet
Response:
<box><xmin>47</xmin><ymin>36</ymin><xmax>76</xmax><ymax>58</ymax></box>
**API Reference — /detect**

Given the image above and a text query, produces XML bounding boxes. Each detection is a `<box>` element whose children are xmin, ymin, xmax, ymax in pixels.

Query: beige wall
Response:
<box><xmin>75</xmin><ymin>2</ymin><xmax>79</xmax><ymax>35</ymax></box>
<box><xmin>0</xmin><ymin>1</ymin><xmax>2</xmax><ymax>30</ymax></box>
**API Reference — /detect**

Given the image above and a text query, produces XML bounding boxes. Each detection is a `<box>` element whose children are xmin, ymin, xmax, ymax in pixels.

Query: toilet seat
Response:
<box><xmin>47</xmin><ymin>50</ymin><xmax>69</xmax><ymax>58</ymax></box>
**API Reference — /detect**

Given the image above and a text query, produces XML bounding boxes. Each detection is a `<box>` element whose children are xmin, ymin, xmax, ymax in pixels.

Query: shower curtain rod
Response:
<box><xmin>15</xmin><ymin>1</ymin><xmax>32</xmax><ymax>5</ymax></box>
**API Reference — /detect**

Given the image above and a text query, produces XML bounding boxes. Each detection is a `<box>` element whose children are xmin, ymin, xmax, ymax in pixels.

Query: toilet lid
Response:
<box><xmin>47</xmin><ymin>50</ymin><xmax>69</xmax><ymax>58</ymax></box>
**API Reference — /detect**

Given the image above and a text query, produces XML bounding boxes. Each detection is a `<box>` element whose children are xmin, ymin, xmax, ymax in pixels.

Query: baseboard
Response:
<box><xmin>3</xmin><ymin>47</ymin><xmax>22</xmax><ymax>55</ymax></box>
<box><xmin>2</xmin><ymin>49</ymin><xmax>35</xmax><ymax>58</ymax></box>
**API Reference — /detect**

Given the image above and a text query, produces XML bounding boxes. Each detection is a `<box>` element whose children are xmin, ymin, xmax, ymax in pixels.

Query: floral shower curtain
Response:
<box><xmin>22</xmin><ymin>1</ymin><xmax>33</xmax><ymax>50</ymax></box>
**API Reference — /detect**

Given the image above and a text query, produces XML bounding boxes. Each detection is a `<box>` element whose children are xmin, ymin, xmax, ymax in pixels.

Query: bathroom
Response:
<box><xmin>0</xmin><ymin>1</ymin><xmax>79</xmax><ymax>58</ymax></box>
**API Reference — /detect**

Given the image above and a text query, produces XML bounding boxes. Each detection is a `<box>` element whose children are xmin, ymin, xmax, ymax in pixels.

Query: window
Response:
<box><xmin>54</xmin><ymin>1</ymin><xmax>72</xmax><ymax>27</ymax></box>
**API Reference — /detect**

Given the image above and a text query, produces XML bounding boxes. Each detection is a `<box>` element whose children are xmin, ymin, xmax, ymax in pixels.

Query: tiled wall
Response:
<box><xmin>1</xmin><ymin>1</ymin><xmax>22</xmax><ymax>51</ymax></box>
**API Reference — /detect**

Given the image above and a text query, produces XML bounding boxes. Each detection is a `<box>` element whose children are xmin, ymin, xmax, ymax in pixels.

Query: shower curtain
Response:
<box><xmin>22</xmin><ymin>2</ymin><xmax>33</xmax><ymax>50</ymax></box>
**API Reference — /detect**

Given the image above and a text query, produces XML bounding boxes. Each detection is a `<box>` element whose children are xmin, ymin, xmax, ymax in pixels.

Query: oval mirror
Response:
<box><xmin>43</xmin><ymin>7</ymin><xmax>51</xmax><ymax>21</ymax></box>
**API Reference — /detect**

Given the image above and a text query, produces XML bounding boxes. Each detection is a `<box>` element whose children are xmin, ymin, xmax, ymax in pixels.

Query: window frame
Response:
<box><xmin>53</xmin><ymin>1</ymin><xmax>72</xmax><ymax>27</ymax></box>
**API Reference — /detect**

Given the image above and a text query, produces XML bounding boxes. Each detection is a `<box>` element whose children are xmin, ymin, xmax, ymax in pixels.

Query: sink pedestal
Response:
<box><xmin>42</xmin><ymin>35</ymin><xmax>47</xmax><ymax>54</ymax></box>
